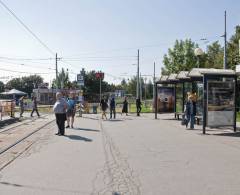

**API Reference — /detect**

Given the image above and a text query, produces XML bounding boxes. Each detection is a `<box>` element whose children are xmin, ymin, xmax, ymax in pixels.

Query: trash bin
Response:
<box><xmin>92</xmin><ymin>105</ymin><xmax>97</xmax><ymax>114</ymax></box>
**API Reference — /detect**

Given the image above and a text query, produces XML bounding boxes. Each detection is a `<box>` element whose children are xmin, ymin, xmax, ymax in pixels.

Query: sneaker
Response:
<box><xmin>66</xmin><ymin>125</ymin><xmax>70</xmax><ymax>128</ymax></box>
<box><xmin>71</xmin><ymin>125</ymin><xmax>73</xmax><ymax>128</ymax></box>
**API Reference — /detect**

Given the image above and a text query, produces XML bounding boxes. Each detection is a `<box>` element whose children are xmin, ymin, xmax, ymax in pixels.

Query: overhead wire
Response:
<box><xmin>0</xmin><ymin>0</ymin><xmax>55</xmax><ymax>55</ymax></box>
<box><xmin>0</xmin><ymin>67</ymin><xmax>55</xmax><ymax>74</ymax></box>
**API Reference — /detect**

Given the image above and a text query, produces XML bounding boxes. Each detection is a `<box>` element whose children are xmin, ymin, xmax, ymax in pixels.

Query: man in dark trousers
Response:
<box><xmin>31</xmin><ymin>97</ymin><xmax>40</xmax><ymax>117</ymax></box>
<box><xmin>110</xmin><ymin>97</ymin><xmax>116</xmax><ymax>119</ymax></box>
<box><xmin>136</xmin><ymin>98</ymin><xmax>142</xmax><ymax>116</ymax></box>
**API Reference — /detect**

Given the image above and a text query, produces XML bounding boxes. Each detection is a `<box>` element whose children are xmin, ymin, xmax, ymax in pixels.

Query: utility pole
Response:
<box><xmin>140</xmin><ymin>72</ymin><xmax>142</xmax><ymax>101</ymax></box>
<box><xmin>55</xmin><ymin>53</ymin><xmax>58</xmax><ymax>89</ymax></box>
<box><xmin>137</xmin><ymin>49</ymin><xmax>140</xmax><ymax>99</ymax></box>
<box><xmin>224</xmin><ymin>10</ymin><xmax>227</xmax><ymax>69</ymax></box>
<box><xmin>153</xmin><ymin>62</ymin><xmax>156</xmax><ymax>104</ymax></box>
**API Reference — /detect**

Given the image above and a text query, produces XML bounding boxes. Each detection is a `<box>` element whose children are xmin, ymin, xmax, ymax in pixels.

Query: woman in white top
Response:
<box><xmin>53</xmin><ymin>92</ymin><xmax>68</xmax><ymax>135</ymax></box>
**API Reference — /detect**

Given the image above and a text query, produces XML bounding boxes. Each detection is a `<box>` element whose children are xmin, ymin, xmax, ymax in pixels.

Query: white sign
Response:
<box><xmin>77</xmin><ymin>74</ymin><xmax>84</xmax><ymax>81</ymax></box>
<box><xmin>236</xmin><ymin>64</ymin><xmax>240</xmax><ymax>74</ymax></box>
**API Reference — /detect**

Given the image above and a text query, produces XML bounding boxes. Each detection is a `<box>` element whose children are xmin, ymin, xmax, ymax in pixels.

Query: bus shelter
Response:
<box><xmin>155</xmin><ymin>75</ymin><xmax>174</xmax><ymax>118</ymax></box>
<box><xmin>155</xmin><ymin>68</ymin><xmax>237</xmax><ymax>135</ymax></box>
<box><xmin>200</xmin><ymin>69</ymin><xmax>236</xmax><ymax>134</ymax></box>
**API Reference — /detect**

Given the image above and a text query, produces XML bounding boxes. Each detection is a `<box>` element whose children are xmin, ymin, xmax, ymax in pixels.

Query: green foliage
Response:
<box><xmin>5</xmin><ymin>75</ymin><xmax>43</xmax><ymax>95</ymax></box>
<box><xmin>0</xmin><ymin>81</ymin><xmax>4</xmax><ymax>92</ymax></box>
<box><xmin>162</xmin><ymin>39</ymin><xmax>199</xmax><ymax>74</ymax></box>
<box><xmin>205</xmin><ymin>41</ymin><xmax>223</xmax><ymax>69</ymax></box>
<box><xmin>227</xmin><ymin>25</ymin><xmax>240</xmax><ymax>69</ymax></box>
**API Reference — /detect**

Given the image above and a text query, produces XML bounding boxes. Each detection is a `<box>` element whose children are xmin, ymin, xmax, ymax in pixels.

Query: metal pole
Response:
<box><xmin>224</xmin><ymin>10</ymin><xmax>227</xmax><ymax>69</ymax></box>
<box><xmin>55</xmin><ymin>53</ymin><xmax>58</xmax><ymax>89</ymax></box>
<box><xmin>140</xmin><ymin>73</ymin><xmax>142</xmax><ymax>101</ymax></box>
<box><xmin>100</xmin><ymin>77</ymin><xmax>102</xmax><ymax>102</ymax></box>
<box><xmin>137</xmin><ymin>49</ymin><xmax>140</xmax><ymax>99</ymax></box>
<box><xmin>144</xmin><ymin>77</ymin><xmax>147</xmax><ymax>102</ymax></box>
<box><xmin>155</xmin><ymin>82</ymin><xmax>158</xmax><ymax>119</ymax></box>
<box><xmin>153</xmin><ymin>62</ymin><xmax>156</xmax><ymax>107</ymax></box>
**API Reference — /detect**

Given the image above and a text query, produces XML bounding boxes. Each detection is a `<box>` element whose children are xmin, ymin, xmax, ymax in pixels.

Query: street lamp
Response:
<box><xmin>194</xmin><ymin>48</ymin><xmax>204</xmax><ymax>68</ymax></box>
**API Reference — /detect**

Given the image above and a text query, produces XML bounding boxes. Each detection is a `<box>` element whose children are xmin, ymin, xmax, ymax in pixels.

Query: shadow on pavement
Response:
<box><xmin>211</xmin><ymin>131</ymin><xmax>240</xmax><ymax>137</ymax></box>
<box><xmin>64</xmin><ymin>134</ymin><xmax>93</xmax><ymax>142</ymax></box>
<box><xmin>0</xmin><ymin>118</ymin><xmax>20</xmax><ymax>129</ymax></box>
<box><xmin>73</xmin><ymin>128</ymin><xmax>100</xmax><ymax>132</ymax></box>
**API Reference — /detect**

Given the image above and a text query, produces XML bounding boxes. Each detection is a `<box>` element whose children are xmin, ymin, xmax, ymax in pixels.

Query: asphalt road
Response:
<box><xmin>0</xmin><ymin>113</ymin><xmax>240</xmax><ymax>195</ymax></box>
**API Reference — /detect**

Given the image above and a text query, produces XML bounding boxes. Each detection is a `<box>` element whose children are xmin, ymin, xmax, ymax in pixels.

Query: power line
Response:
<box><xmin>0</xmin><ymin>0</ymin><xmax>55</xmax><ymax>55</ymax></box>
<box><xmin>0</xmin><ymin>67</ymin><xmax>55</xmax><ymax>74</ymax></box>
<box><xmin>0</xmin><ymin>56</ymin><xmax>53</xmax><ymax>61</ymax></box>
<box><xmin>0</xmin><ymin>59</ymin><xmax>55</xmax><ymax>70</ymax></box>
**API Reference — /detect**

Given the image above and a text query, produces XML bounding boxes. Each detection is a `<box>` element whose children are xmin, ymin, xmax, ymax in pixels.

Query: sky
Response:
<box><xmin>0</xmin><ymin>0</ymin><xmax>239</xmax><ymax>85</ymax></box>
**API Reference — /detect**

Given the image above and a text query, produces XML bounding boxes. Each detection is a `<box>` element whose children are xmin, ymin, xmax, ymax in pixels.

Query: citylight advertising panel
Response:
<box><xmin>207</xmin><ymin>79</ymin><xmax>235</xmax><ymax>127</ymax></box>
<box><xmin>157</xmin><ymin>87</ymin><xmax>174</xmax><ymax>113</ymax></box>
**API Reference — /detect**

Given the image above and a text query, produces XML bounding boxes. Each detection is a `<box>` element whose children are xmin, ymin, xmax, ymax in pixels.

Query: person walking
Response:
<box><xmin>110</xmin><ymin>97</ymin><xmax>116</xmax><ymax>119</ymax></box>
<box><xmin>53</xmin><ymin>92</ymin><xmax>68</xmax><ymax>135</ymax></box>
<box><xmin>100</xmin><ymin>97</ymin><xmax>108</xmax><ymax>119</ymax></box>
<box><xmin>30</xmin><ymin>97</ymin><xmax>40</xmax><ymax>117</ymax></box>
<box><xmin>19</xmin><ymin>96</ymin><xmax>25</xmax><ymax>117</ymax></box>
<box><xmin>122</xmin><ymin>97</ymin><xmax>128</xmax><ymax>116</ymax></box>
<box><xmin>185</xmin><ymin>93</ymin><xmax>197</xmax><ymax>130</ymax></box>
<box><xmin>136</xmin><ymin>98</ymin><xmax>142</xmax><ymax>116</ymax></box>
<box><xmin>66</xmin><ymin>92</ymin><xmax>76</xmax><ymax>128</ymax></box>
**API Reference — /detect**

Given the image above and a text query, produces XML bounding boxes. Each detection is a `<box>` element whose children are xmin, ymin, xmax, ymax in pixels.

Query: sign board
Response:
<box><xmin>236</xmin><ymin>64</ymin><xmax>240</xmax><ymax>74</ymax></box>
<box><xmin>77</xmin><ymin>74</ymin><xmax>84</xmax><ymax>86</ymax></box>
<box><xmin>207</xmin><ymin>80</ymin><xmax>235</xmax><ymax>127</ymax></box>
<box><xmin>157</xmin><ymin>86</ymin><xmax>174</xmax><ymax>113</ymax></box>
<box><xmin>95</xmin><ymin>72</ymin><xmax>104</xmax><ymax>79</ymax></box>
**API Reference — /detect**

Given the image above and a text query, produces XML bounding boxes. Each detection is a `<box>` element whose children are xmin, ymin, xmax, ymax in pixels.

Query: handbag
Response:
<box><xmin>181</xmin><ymin>114</ymin><xmax>187</xmax><ymax>125</ymax></box>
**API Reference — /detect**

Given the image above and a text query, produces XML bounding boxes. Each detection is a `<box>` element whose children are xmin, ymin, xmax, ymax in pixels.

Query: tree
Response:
<box><xmin>205</xmin><ymin>41</ymin><xmax>223</xmax><ymax>69</ymax></box>
<box><xmin>6</xmin><ymin>75</ymin><xmax>43</xmax><ymax>95</ymax></box>
<box><xmin>0</xmin><ymin>81</ymin><xmax>4</xmax><ymax>92</ymax></box>
<box><xmin>162</xmin><ymin>39</ymin><xmax>200</xmax><ymax>74</ymax></box>
<box><xmin>53</xmin><ymin>68</ymin><xmax>70</xmax><ymax>89</ymax></box>
<box><xmin>227</xmin><ymin>25</ymin><xmax>240</xmax><ymax>70</ymax></box>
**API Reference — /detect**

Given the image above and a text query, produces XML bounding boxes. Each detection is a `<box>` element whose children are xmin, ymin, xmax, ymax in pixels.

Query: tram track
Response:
<box><xmin>0</xmin><ymin>119</ymin><xmax>55</xmax><ymax>156</ymax></box>
<box><xmin>0</xmin><ymin>117</ymin><xmax>55</xmax><ymax>171</ymax></box>
<box><xmin>0</xmin><ymin>114</ymin><xmax>49</xmax><ymax>134</ymax></box>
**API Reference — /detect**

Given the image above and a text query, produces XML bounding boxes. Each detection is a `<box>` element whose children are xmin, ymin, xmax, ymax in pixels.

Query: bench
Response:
<box><xmin>176</xmin><ymin>112</ymin><xmax>202</xmax><ymax>125</ymax></box>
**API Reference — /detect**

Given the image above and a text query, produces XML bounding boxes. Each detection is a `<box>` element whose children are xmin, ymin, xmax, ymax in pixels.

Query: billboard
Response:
<box><xmin>157</xmin><ymin>87</ymin><xmax>174</xmax><ymax>113</ymax></box>
<box><xmin>207</xmin><ymin>80</ymin><xmax>235</xmax><ymax>127</ymax></box>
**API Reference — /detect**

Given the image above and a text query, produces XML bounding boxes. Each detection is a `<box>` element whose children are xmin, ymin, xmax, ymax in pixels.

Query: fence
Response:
<box><xmin>0</xmin><ymin>100</ymin><xmax>16</xmax><ymax>120</ymax></box>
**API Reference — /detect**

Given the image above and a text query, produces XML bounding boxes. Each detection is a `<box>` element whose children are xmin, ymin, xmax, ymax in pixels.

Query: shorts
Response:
<box><xmin>67</xmin><ymin>109</ymin><xmax>75</xmax><ymax>117</ymax></box>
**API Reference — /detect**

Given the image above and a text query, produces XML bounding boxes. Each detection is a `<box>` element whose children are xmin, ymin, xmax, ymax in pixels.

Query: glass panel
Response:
<box><xmin>207</xmin><ymin>77</ymin><xmax>235</xmax><ymax>127</ymax></box>
<box><xmin>176</xmin><ymin>83</ymin><xmax>183</xmax><ymax>113</ymax></box>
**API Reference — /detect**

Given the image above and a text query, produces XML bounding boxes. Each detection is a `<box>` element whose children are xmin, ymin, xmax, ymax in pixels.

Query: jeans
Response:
<box><xmin>55</xmin><ymin>113</ymin><xmax>66</xmax><ymax>135</ymax></box>
<box><xmin>110</xmin><ymin>108</ymin><xmax>116</xmax><ymax>119</ymax></box>
<box><xmin>31</xmin><ymin>108</ymin><xmax>40</xmax><ymax>117</ymax></box>
<box><xmin>186</xmin><ymin>114</ymin><xmax>195</xmax><ymax>129</ymax></box>
<box><xmin>137</xmin><ymin>106</ymin><xmax>141</xmax><ymax>116</ymax></box>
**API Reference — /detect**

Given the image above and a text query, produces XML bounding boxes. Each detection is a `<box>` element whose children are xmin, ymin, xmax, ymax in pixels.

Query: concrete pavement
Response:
<box><xmin>0</xmin><ymin>113</ymin><xmax>240</xmax><ymax>194</ymax></box>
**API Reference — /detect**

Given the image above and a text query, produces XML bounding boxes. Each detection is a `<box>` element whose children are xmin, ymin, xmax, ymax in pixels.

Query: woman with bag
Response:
<box><xmin>185</xmin><ymin>92</ymin><xmax>197</xmax><ymax>130</ymax></box>
<box><xmin>53</xmin><ymin>92</ymin><xmax>68</xmax><ymax>136</ymax></box>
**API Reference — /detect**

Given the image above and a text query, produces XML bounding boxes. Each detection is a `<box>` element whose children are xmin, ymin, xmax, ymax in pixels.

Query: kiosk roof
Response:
<box><xmin>177</xmin><ymin>71</ymin><xmax>190</xmax><ymax>79</ymax></box>
<box><xmin>188</xmin><ymin>68</ymin><xmax>235</xmax><ymax>77</ymax></box>
<box><xmin>168</xmin><ymin>73</ymin><xmax>178</xmax><ymax>81</ymax></box>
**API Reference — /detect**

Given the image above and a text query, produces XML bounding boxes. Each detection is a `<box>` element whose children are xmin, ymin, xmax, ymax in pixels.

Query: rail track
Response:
<box><xmin>0</xmin><ymin>115</ymin><xmax>55</xmax><ymax>171</ymax></box>
<box><xmin>0</xmin><ymin>114</ymin><xmax>49</xmax><ymax>134</ymax></box>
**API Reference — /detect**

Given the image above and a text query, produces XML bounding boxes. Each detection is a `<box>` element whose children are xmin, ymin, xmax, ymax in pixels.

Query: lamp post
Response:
<box><xmin>194</xmin><ymin>48</ymin><xmax>204</xmax><ymax>68</ymax></box>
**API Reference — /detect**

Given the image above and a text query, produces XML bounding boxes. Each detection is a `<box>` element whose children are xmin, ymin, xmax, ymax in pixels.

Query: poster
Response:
<box><xmin>207</xmin><ymin>80</ymin><xmax>235</xmax><ymax>127</ymax></box>
<box><xmin>157</xmin><ymin>87</ymin><xmax>174</xmax><ymax>113</ymax></box>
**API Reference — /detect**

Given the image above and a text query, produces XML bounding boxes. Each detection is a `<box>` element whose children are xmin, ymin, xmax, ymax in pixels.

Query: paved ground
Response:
<box><xmin>0</xmin><ymin>113</ymin><xmax>240</xmax><ymax>195</ymax></box>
